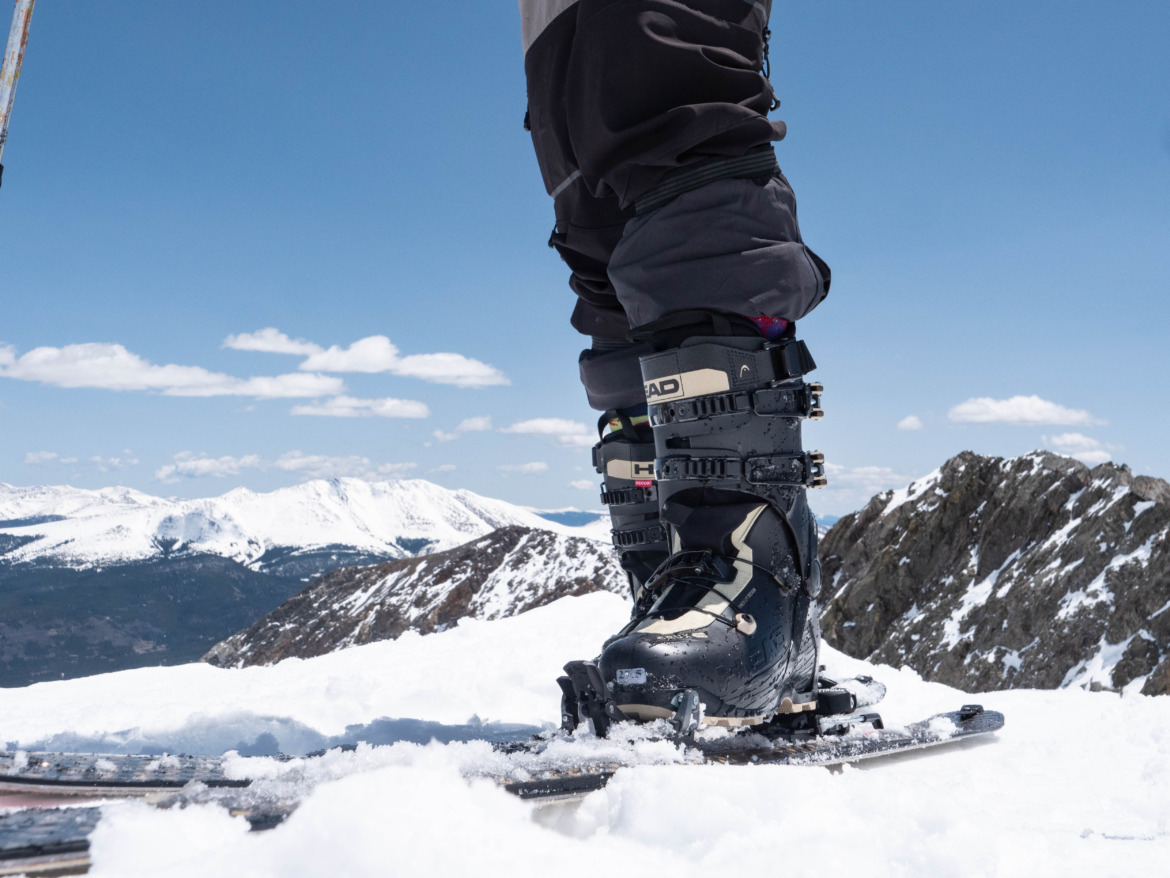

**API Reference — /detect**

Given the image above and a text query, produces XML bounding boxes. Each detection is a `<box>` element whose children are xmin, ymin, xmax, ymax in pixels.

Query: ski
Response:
<box><xmin>1</xmin><ymin>695</ymin><xmax>1002</xmax><ymax>876</ymax></box>
<box><xmin>504</xmin><ymin>704</ymin><xmax>1004</xmax><ymax>801</ymax></box>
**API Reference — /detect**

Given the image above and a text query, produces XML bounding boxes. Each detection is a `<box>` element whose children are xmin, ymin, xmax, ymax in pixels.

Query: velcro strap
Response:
<box><xmin>649</xmin><ymin>383</ymin><xmax>823</xmax><ymax>425</ymax></box>
<box><xmin>613</xmin><ymin>524</ymin><xmax>668</xmax><ymax>548</ymax></box>
<box><xmin>601</xmin><ymin>485</ymin><xmax>658</xmax><ymax>506</ymax></box>
<box><xmin>658</xmin><ymin>452</ymin><xmax>826</xmax><ymax>487</ymax></box>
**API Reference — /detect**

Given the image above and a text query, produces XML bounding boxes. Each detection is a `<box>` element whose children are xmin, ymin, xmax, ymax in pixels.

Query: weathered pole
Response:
<box><xmin>0</xmin><ymin>0</ymin><xmax>37</xmax><ymax>190</ymax></box>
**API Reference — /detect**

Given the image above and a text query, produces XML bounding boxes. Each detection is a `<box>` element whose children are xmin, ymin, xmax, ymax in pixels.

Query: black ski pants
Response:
<box><xmin>520</xmin><ymin>0</ymin><xmax>830</xmax><ymax>411</ymax></box>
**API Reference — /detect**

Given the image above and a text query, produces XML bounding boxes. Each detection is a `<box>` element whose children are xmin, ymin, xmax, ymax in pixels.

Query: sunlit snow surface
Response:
<box><xmin>3</xmin><ymin>593</ymin><xmax>1169</xmax><ymax>876</ymax></box>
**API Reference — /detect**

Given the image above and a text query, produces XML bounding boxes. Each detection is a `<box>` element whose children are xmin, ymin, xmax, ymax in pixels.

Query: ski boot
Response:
<box><xmin>592</xmin><ymin>409</ymin><xmax>670</xmax><ymax>601</ymax></box>
<box><xmin>596</xmin><ymin>324</ymin><xmax>827</xmax><ymax>728</ymax></box>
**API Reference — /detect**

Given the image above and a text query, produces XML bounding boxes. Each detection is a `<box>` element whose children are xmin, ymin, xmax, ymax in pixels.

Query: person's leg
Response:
<box><xmin>522</xmin><ymin>1</ymin><xmax>669</xmax><ymax>596</ymax></box>
<box><xmin>522</xmin><ymin>0</ymin><xmax>831</xmax><ymax>725</ymax></box>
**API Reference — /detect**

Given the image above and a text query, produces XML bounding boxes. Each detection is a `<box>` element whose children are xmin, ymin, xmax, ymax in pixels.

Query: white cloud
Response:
<box><xmin>823</xmin><ymin>463</ymin><xmax>910</xmax><ymax>492</ymax></box>
<box><xmin>814</xmin><ymin>462</ymin><xmax>916</xmax><ymax>516</ymax></box>
<box><xmin>498</xmin><ymin>462</ymin><xmax>549</xmax><ymax>476</ymax></box>
<box><xmin>226</xmin><ymin>329</ymin><xmax>510</xmax><ymax>388</ymax></box>
<box><xmin>222</xmin><ymin>328</ymin><xmax>321</xmax><ymax>356</ymax></box>
<box><xmin>26</xmin><ymin>451</ymin><xmax>134</xmax><ymax>469</ymax></box>
<box><xmin>390</xmin><ymin>353</ymin><xmax>508</xmax><ymax>388</ymax></box>
<box><xmin>298</xmin><ymin>336</ymin><xmax>400</xmax><ymax>373</ymax></box>
<box><xmin>569</xmin><ymin>479</ymin><xmax>596</xmax><ymax>491</ymax></box>
<box><xmin>949</xmin><ymin>395</ymin><xmax>1104</xmax><ymax>426</ymax></box>
<box><xmin>431</xmin><ymin>415</ymin><xmax>493</xmax><ymax>444</ymax></box>
<box><xmin>456</xmin><ymin>416</ymin><xmax>492</xmax><ymax>432</ymax></box>
<box><xmin>1043</xmin><ymin>433</ymin><xmax>1114</xmax><ymax>466</ymax></box>
<box><xmin>155</xmin><ymin>452</ymin><xmax>263</xmax><ymax>482</ymax></box>
<box><xmin>433</xmin><ymin>464</ymin><xmax>457</xmax><ymax>473</ymax></box>
<box><xmin>167</xmin><ymin>373</ymin><xmax>345</xmax><ymax>399</ymax></box>
<box><xmin>89</xmin><ymin>455</ymin><xmax>139</xmax><ymax>472</ymax></box>
<box><xmin>154</xmin><ymin>451</ymin><xmax>416</xmax><ymax>483</ymax></box>
<box><xmin>897</xmin><ymin>415</ymin><xmax>923</xmax><ymax>431</ymax></box>
<box><xmin>500</xmin><ymin>418</ymin><xmax>595</xmax><ymax>448</ymax></box>
<box><xmin>289</xmin><ymin>395</ymin><xmax>430</xmax><ymax>418</ymax></box>
<box><xmin>272</xmin><ymin>452</ymin><xmax>417</xmax><ymax>481</ymax></box>
<box><xmin>0</xmin><ymin>342</ymin><xmax>344</xmax><ymax>399</ymax></box>
<box><xmin>291</xmin><ymin>335</ymin><xmax>508</xmax><ymax>388</ymax></box>
<box><xmin>25</xmin><ymin>451</ymin><xmax>65</xmax><ymax>465</ymax></box>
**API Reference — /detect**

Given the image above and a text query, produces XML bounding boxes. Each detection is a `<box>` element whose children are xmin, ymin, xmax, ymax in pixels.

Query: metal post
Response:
<box><xmin>0</xmin><ymin>0</ymin><xmax>36</xmax><ymax>190</ymax></box>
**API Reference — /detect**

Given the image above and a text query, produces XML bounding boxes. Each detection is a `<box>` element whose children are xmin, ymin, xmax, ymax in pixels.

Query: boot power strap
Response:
<box><xmin>649</xmin><ymin>382</ymin><xmax>824</xmax><ymax>425</ymax></box>
<box><xmin>658</xmin><ymin>451</ymin><xmax>827</xmax><ymax>488</ymax></box>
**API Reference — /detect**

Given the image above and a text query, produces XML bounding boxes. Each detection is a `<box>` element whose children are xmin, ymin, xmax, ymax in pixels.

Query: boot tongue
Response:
<box><xmin>646</xmin><ymin>502</ymin><xmax>769</xmax><ymax>624</ymax></box>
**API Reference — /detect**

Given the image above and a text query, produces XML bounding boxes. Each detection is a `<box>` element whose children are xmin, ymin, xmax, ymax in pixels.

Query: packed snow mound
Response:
<box><xmin>2</xmin><ymin>592</ymin><xmax>1167</xmax><ymax>877</ymax></box>
<box><xmin>0</xmin><ymin>478</ymin><xmax>601</xmax><ymax>570</ymax></box>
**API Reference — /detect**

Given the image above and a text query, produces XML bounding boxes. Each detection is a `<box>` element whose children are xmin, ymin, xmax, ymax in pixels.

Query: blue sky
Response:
<box><xmin>1</xmin><ymin>1</ymin><xmax>1167</xmax><ymax>516</ymax></box>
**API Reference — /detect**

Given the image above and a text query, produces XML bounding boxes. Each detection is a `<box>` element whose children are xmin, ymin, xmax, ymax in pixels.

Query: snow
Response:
<box><xmin>1056</xmin><ymin>536</ymin><xmax>1156</xmax><ymax>621</ymax></box>
<box><xmin>3</xmin><ymin>592</ymin><xmax>1170</xmax><ymax>876</ymax></box>
<box><xmin>1127</xmin><ymin>500</ymin><xmax>1155</xmax><ymax>532</ymax></box>
<box><xmin>1060</xmin><ymin>633</ymin><xmax>1139</xmax><ymax>690</ymax></box>
<box><xmin>940</xmin><ymin>550</ymin><xmax>1020</xmax><ymax>650</ymax></box>
<box><xmin>880</xmin><ymin>468</ymin><xmax>942</xmax><ymax>517</ymax></box>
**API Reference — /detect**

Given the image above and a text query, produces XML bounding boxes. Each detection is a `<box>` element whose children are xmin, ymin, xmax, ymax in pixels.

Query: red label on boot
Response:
<box><xmin>635</xmin><ymin>479</ymin><xmax>654</xmax><ymax>487</ymax></box>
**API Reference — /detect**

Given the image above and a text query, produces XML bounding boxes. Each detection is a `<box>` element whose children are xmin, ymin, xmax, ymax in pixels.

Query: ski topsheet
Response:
<box><xmin>1</xmin><ymin>703</ymin><xmax>1003</xmax><ymax>875</ymax></box>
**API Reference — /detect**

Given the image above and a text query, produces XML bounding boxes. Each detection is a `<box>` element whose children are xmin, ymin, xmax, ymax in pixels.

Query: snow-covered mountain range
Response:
<box><xmin>0</xmin><ymin>479</ymin><xmax>586</xmax><ymax>574</ymax></box>
<box><xmin>0</xmin><ymin>479</ymin><xmax>609</xmax><ymax>687</ymax></box>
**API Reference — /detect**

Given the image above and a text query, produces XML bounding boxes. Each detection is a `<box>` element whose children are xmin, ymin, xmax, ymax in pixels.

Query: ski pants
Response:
<box><xmin>520</xmin><ymin>0</ymin><xmax>830</xmax><ymax>412</ymax></box>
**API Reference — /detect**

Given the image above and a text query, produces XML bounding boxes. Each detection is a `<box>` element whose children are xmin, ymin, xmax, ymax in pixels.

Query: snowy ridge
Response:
<box><xmin>822</xmin><ymin>450</ymin><xmax>1170</xmax><ymax>695</ymax></box>
<box><xmin>203</xmin><ymin>526</ymin><xmax>626</xmax><ymax>668</ymax></box>
<box><xmin>0</xmin><ymin>478</ymin><xmax>597</xmax><ymax>571</ymax></box>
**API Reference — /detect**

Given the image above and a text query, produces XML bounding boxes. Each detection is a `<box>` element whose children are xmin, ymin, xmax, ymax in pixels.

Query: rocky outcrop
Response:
<box><xmin>203</xmin><ymin>526</ymin><xmax>627</xmax><ymax>668</ymax></box>
<box><xmin>820</xmin><ymin>451</ymin><xmax>1170</xmax><ymax>695</ymax></box>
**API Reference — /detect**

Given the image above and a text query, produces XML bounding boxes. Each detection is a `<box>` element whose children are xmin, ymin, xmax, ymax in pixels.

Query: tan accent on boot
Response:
<box><xmin>734</xmin><ymin>613</ymin><xmax>757</xmax><ymax>635</ymax></box>
<box><xmin>616</xmin><ymin>704</ymin><xmax>675</xmax><ymax>722</ymax></box>
<box><xmin>617</xmin><ymin>704</ymin><xmax>766</xmax><ymax>727</ymax></box>
<box><xmin>774</xmin><ymin>696</ymin><xmax>819</xmax><ymax>714</ymax></box>
<box><xmin>703</xmin><ymin>713</ymin><xmax>767</xmax><ymax>728</ymax></box>
<box><xmin>605</xmin><ymin>458</ymin><xmax>657</xmax><ymax>482</ymax></box>
<box><xmin>638</xmin><ymin>505</ymin><xmax>766</xmax><ymax>636</ymax></box>
<box><xmin>643</xmin><ymin>368</ymin><xmax>731</xmax><ymax>403</ymax></box>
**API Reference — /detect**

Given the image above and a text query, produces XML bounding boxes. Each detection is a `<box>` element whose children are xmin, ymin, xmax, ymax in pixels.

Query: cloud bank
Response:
<box><xmin>949</xmin><ymin>395</ymin><xmax>1104</xmax><ymax>426</ymax></box>
<box><xmin>154</xmin><ymin>451</ymin><xmax>417</xmax><ymax>483</ymax></box>
<box><xmin>1043</xmin><ymin>432</ymin><xmax>1114</xmax><ymax>466</ymax></box>
<box><xmin>224</xmin><ymin>329</ymin><xmax>508</xmax><ymax>388</ymax></box>
<box><xmin>0</xmin><ymin>343</ymin><xmax>343</xmax><ymax>399</ymax></box>
<box><xmin>500</xmin><ymin>418</ymin><xmax>595</xmax><ymax>448</ymax></box>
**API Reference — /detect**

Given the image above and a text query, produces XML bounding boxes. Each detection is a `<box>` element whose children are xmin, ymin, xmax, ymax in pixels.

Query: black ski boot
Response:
<box><xmin>592</xmin><ymin>411</ymin><xmax>670</xmax><ymax>600</ymax></box>
<box><xmin>597</xmin><ymin>327</ymin><xmax>826</xmax><ymax>727</ymax></box>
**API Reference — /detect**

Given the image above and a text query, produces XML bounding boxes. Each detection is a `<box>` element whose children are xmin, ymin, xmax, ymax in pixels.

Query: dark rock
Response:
<box><xmin>820</xmin><ymin>451</ymin><xmax>1170</xmax><ymax>693</ymax></box>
